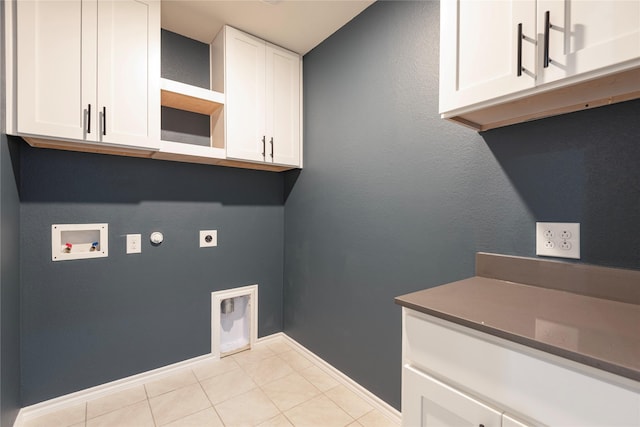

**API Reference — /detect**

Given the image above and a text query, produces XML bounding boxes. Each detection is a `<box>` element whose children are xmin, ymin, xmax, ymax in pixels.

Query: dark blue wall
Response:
<box><xmin>0</xmin><ymin>136</ymin><xmax>20</xmax><ymax>427</ymax></box>
<box><xmin>283</xmin><ymin>0</ymin><xmax>640</xmax><ymax>410</ymax></box>
<box><xmin>1</xmin><ymin>0</ymin><xmax>22</xmax><ymax>424</ymax></box>
<box><xmin>19</xmin><ymin>146</ymin><xmax>285</xmax><ymax>404</ymax></box>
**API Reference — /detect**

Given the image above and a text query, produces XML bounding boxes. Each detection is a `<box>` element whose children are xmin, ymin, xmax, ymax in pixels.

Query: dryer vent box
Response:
<box><xmin>52</xmin><ymin>223</ymin><xmax>108</xmax><ymax>261</ymax></box>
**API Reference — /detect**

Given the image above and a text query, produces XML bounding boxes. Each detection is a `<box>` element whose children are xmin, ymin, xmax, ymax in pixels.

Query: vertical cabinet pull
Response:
<box><xmin>102</xmin><ymin>107</ymin><xmax>107</xmax><ymax>135</ymax></box>
<box><xmin>87</xmin><ymin>104</ymin><xmax>91</xmax><ymax>134</ymax></box>
<box><xmin>262</xmin><ymin>136</ymin><xmax>266</xmax><ymax>158</ymax></box>
<box><xmin>517</xmin><ymin>23</ymin><xmax>523</xmax><ymax>76</ymax></box>
<box><xmin>270</xmin><ymin>137</ymin><xmax>274</xmax><ymax>159</ymax></box>
<box><xmin>544</xmin><ymin>10</ymin><xmax>551</xmax><ymax>68</ymax></box>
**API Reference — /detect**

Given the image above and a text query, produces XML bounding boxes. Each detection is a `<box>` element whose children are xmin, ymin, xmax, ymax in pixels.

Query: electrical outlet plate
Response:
<box><xmin>536</xmin><ymin>222</ymin><xmax>580</xmax><ymax>259</ymax></box>
<box><xmin>200</xmin><ymin>230</ymin><xmax>217</xmax><ymax>248</ymax></box>
<box><xmin>126</xmin><ymin>234</ymin><xmax>142</xmax><ymax>254</ymax></box>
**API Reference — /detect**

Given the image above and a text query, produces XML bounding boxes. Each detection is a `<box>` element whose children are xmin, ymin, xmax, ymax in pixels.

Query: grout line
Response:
<box><xmin>142</xmin><ymin>385</ymin><xmax>159</xmax><ymax>427</ymax></box>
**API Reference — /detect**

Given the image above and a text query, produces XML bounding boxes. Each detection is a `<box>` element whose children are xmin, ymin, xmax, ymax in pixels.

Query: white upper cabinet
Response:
<box><xmin>224</xmin><ymin>27</ymin><xmax>268</xmax><ymax>164</ymax></box>
<box><xmin>266</xmin><ymin>44</ymin><xmax>301</xmax><ymax>167</ymax></box>
<box><xmin>439</xmin><ymin>0</ymin><xmax>536</xmax><ymax>113</ymax></box>
<box><xmin>16</xmin><ymin>0</ymin><xmax>160</xmax><ymax>150</ymax></box>
<box><xmin>17</xmin><ymin>0</ymin><xmax>89</xmax><ymax>141</ymax></box>
<box><xmin>97</xmin><ymin>0</ymin><xmax>160</xmax><ymax>148</ymax></box>
<box><xmin>440</xmin><ymin>0</ymin><xmax>640</xmax><ymax>130</ymax></box>
<box><xmin>220</xmin><ymin>26</ymin><xmax>302</xmax><ymax>168</ymax></box>
<box><xmin>537</xmin><ymin>0</ymin><xmax>640</xmax><ymax>84</ymax></box>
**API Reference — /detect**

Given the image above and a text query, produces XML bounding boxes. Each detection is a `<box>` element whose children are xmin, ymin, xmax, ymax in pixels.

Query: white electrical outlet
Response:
<box><xmin>200</xmin><ymin>230</ymin><xmax>217</xmax><ymax>248</ymax></box>
<box><xmin>536</xmin><ymin>222</ymin><xmax>580</xmax><ymax>259</ymax></box>
<box><xmin>126</xmin><ymin>234</ymin><xmax>142</xmax><ymax>254</ymax></box>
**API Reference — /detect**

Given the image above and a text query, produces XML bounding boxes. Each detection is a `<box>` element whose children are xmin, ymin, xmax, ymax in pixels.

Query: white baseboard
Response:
<box><xmin>15</xmin><ymin>353</ymin><xmax>216</xmax><ymax>426</ymax></box>
<box><xmin>15</xmin><ymin>333</ymin><xmax>401</xmax><ymax>426</ymax></box>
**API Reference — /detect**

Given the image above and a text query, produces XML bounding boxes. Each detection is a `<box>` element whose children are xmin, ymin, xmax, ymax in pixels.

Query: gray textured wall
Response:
<box><xmin>283</xmin><ymin>0</ymin><xmax>640</xmax><ymax>409</ymax></box>
<box><xmin>20</xmin><ymin>146</ymin><xmax>285</xmax><ymax>404</ymax></box>
<box><xmin>0</xmin><ymin>136</ymin><xmax>20</xmax><ymax>427</ymax></box>
<box><xmin>1</xmin><ymin>0</ymin><xmax>22</xmax><ymax>423</ymax></box>
<box><xmin>161</xmin><ymin>29</ymin><xmax>210</xmax><ymax>89</ymax></box>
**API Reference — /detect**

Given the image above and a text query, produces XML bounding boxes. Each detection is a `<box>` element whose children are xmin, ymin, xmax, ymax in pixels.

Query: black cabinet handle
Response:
<box><xmin>544</xmin><ymin>10</ymin><xmax>551</xmax><ymax>68</ymax></box>
<box><xmin>262</xmin><ymin>136</ymin><xmax>266</xmax><ymax>158</ymax></box>
<box><xmin>270</xmin><ymin>137</ymin><xmax>274</xmax><ymax>159</ymax></box>
<box><xmin>517</xmin><ymin>23</ymin><xmax>523</xmax><ymax>77</ymax></box>
<box><xmin>102</xmin><ymin>106</ymin><xmax>107</xmax><ymax>135</ymax></box>
<box><xmin>87</xmin><ymin>104</ymin><xmax>91</xmax><ymax>134</ymax></box>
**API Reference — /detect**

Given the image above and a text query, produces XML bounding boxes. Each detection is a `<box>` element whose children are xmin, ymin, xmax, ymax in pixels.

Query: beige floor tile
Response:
<box><xmin>162</xmin><ymin>407</ymin><xmax>224</xmax><ymax>427</ymax></box>
<box><xmin>299</xmin><ymin>365</ymin><xmax>340</xmax><ymax>392</ymax></box>
<box><xmin>243</xmin><ymin>355</ymin><xmax>294</xmax><ymax>385</ymax></box>
<box><xmin>265</xmin><ymin>339</ymin><xmax>294</xmax><ymax>354</ymax></box>
<box><xmin>325</xmin><ymin>385</ymin><xmax>374</xmax><ymax>419</ymax></box>
<box><xmin>261</xmin><ymin>372</ymin><xmax>321</xmax><ymax>411</ymax></box>
<box><xmin>86</xmin><ymin>400</ymin><xmax>154</xmax><ymax>427</ymax></box>
<box><xmin>347</xmin><ymin>422</ymin><xmax>364</xmax><ymax>427</ymax></box>
<box><xmin>258</xmin><ymin>413</ymin><xmax>294</xmax><ymax>427</ymax></box>
<box><xmin>145</xmin><ymin>369</ymin><xmax>198</xmax><ymax>397</ymax></box>
<box><xmin>69</xmin><ymin>423</ymin><xmax>86</xmax><ymax>427</ymax></box>
<box><xmin>357</xmin><ymin>410</ymin><xmax>400</xmax><ymax>427</ymax></box>
<box><xmin>200</xmin><ymin>368</ymin><xmax>257</xmax><ymax>404</ymax></box>
<box><xmin>191</xmin><ymin>357</ymin><xmax>240</xmax><ymax>381</ymax></box>
<box><xmin>214</xmin><ymin>388</ymin><xmax>280</xmax><ymax>426</ymax></box>
<box><xmin>278</xmin><ymin>350</ymin><xmax>313</xmax><ymax>371</ymax></box>
<box><xmin>284</xmin><ymin>395</ymin><xmax>354</xmax><ymax>427</ymax></box>
<box><xmin>232</xmin><ymin>345</ymin><xmax>276</xmax><ymax>366</ymax></box>
<box><xmin>23</xmin><ymin>403</ymin><xmax>86</xmax><ymax>427</ymax></box>
<box><xmin>148</xmin><ymin>383</ymin><xmax>211</xmax><ymax>426</ymax></box>
<box><xmin>86</xmin><ymin>386</ymin><xmax>147</xmax><ymax>419</ymax></box>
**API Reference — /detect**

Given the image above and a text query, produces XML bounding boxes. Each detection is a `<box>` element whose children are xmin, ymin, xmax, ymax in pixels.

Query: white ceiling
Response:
<box><xmin>161</xmin><ymin>0</ymin><xmax>375</xmax><ymax>55</ymax></box>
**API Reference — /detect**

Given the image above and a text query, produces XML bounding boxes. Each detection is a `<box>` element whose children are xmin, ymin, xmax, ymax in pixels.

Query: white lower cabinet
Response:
<box><xmin>403</xmin><ymin>365</ymin><xmax>504</xmax><ymax>427</ymax></box>
<box><xmin>401</xmin><ymin>308</ymin><xmax>640</xmax><ymax>427</ymax></box>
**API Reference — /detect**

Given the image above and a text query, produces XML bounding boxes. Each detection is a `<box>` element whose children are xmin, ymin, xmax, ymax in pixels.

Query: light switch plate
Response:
<box><xmin>126</xmin><ymin>234</ymin><xmax>142</xmax><ymax>254</ymax></box>
<box><xmin>536</xmin><ymin>222</ymin><xmax>580</xmax><ymax>259</ymax></box>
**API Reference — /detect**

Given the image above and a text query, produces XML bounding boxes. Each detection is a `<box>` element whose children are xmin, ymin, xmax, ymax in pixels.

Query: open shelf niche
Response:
<box><xmin>153</xmin><ymin>29</ymin><xmax>227</xmax><ymax>165</ymax></box>
<box><xmin>154</xmin><ymin>78</ymin><xmax>227</xmax><ymax>164</ymax></box>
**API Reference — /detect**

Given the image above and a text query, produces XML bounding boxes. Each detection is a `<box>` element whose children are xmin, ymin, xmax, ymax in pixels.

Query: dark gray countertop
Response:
<box><xmin>395</xmin><ymin>254</ymin><xmax>640</xmax><ymax>382</ymax></box>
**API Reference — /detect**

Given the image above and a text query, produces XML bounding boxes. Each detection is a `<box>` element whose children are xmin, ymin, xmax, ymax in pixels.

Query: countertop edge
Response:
<box><xmin>394</xmin><ymin>296</ymin><xmax>640</xmax><ymax>383</ymax></box>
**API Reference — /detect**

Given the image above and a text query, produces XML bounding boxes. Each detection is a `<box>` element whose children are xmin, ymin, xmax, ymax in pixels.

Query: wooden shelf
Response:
<box><xmin>160</xmin><ymin>78</ymin><xmax>224</xmax><ymax>115</ymax></box>
<box><xmin>157</xmin><ymin>78</ymin><xmax>294</xmax><ymax>172</ymax></box>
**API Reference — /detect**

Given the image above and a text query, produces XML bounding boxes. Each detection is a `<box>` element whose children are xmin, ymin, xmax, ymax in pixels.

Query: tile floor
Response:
<box><xmin>23</xmin><ymin>337</ymin><xmax>400</xmax><ymax>427</ymax></box>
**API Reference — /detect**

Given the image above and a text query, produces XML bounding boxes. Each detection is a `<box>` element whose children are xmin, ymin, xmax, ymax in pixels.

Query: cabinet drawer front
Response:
<box><xmin>402</xmin><ymin>365</ymin><xmax>502</xmax><ymax>427</ymax></box>
<box><xmin>404</xmin><ymin>310</ymin><xmax>640</xmax><ymax>426</ymax></box>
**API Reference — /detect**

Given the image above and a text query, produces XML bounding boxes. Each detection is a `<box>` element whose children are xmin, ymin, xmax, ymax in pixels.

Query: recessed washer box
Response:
<box><xmin>52</xmin><ymin>223</ymin><xmax>108</xmax><ymax>261</ymax></box>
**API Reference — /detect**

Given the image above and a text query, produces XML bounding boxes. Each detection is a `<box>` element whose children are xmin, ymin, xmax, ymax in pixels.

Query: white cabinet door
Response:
<box><xmin>97</xmin><ymin>0</ymin><xmax>159</xmax><ymax>149</ymax></box>
<box><xmin>439</xmin><ymin>0</ymin><xmax>536</xmax><ymax>113</ymax></box>
<box><xmin>225</xmin><ymin>27</ymin><xmax>267</xmax><ymax>163</ymax></box>
<box><xmin>402</xmin><ymin>365</ymin><xmax>503</xmax><ymax>427</ymax></box>
<box><xmin>17</xmin><ymin>0</ymin><xmax>96</xmax><ymax>140</ymax></box>
<box><xmin>538</xmin><ymin>0</ymin><xmax>640</xmax><ymax>85</ymax></box>
<box><xmin>223</xmin><ymin>26</ymin><xmax>301</xmax><ymax>167</ymax></box>
<box><xmin>16</xmin><ymin>0</ymin><xmax>159</xmax><ymax>149</ymax></box>
<box><xmin>266</xmin><ymin>44</ymin><xmax>301</xmax><ymax>167</ymax></box>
